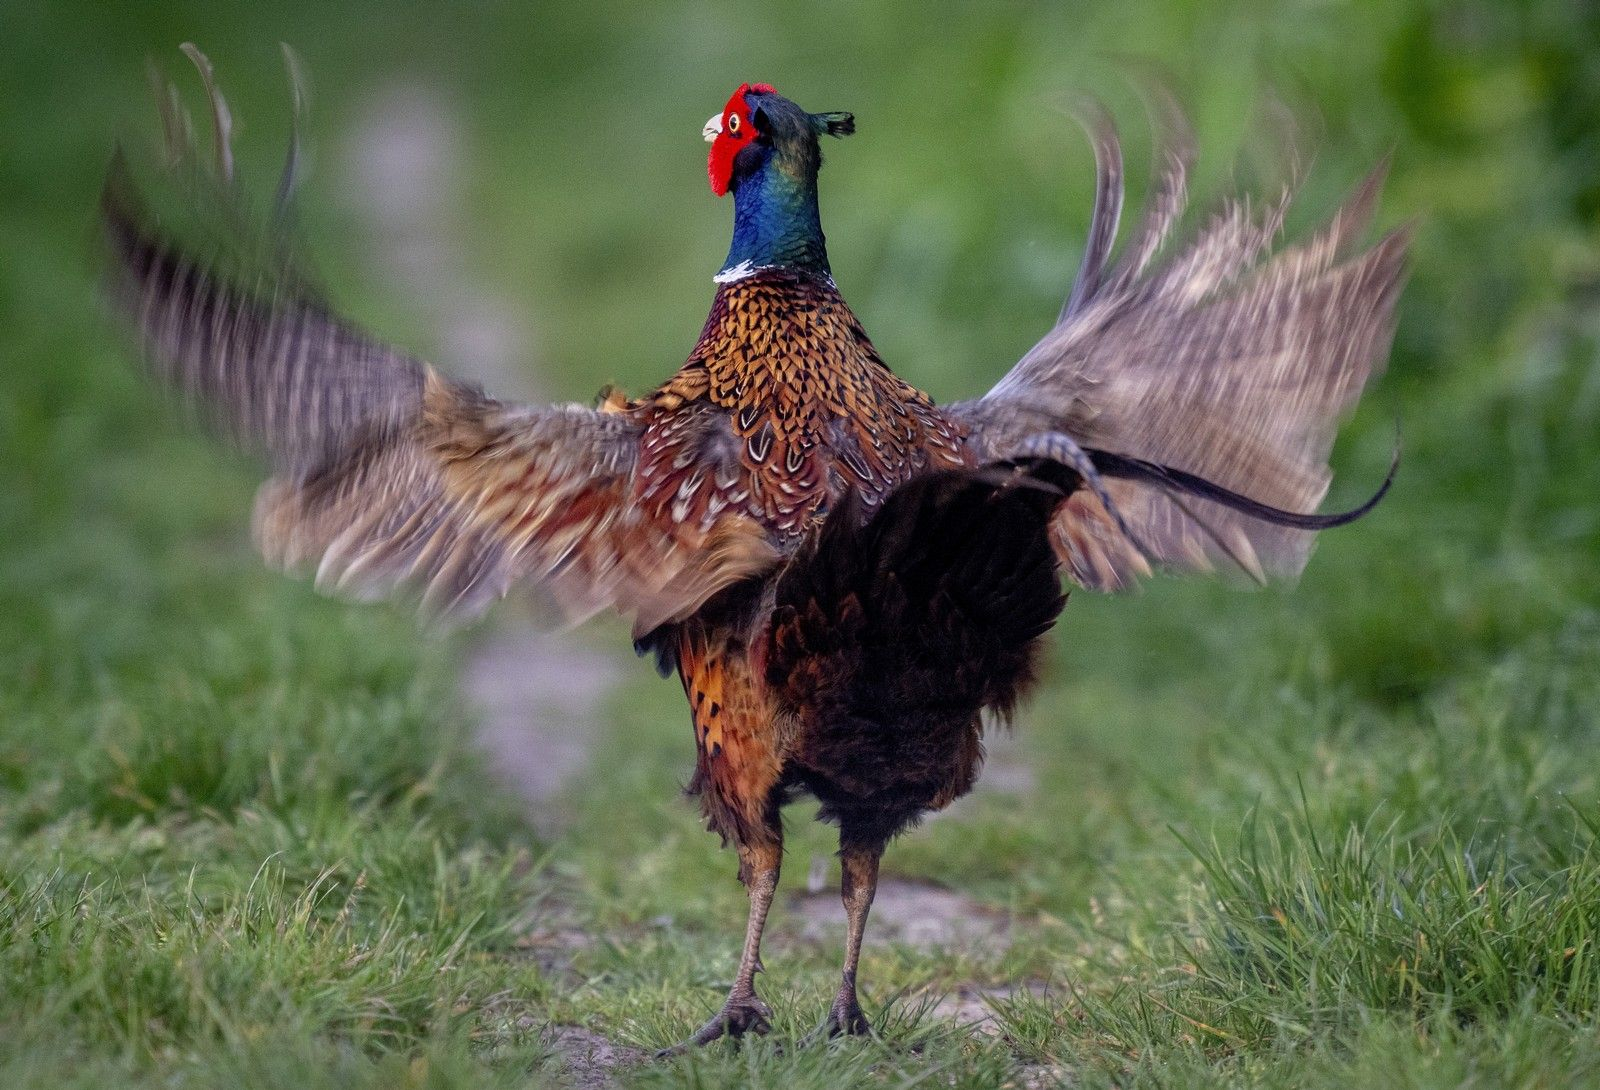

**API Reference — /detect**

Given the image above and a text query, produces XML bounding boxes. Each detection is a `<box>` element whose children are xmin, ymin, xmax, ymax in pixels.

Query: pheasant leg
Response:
<box><xmin>657</xmin><ymin>842</ymin><xmax>780</xmax><ymax>1056</ymax></box>
<box><xmin>802</xmin><ymin>842</ymin><xmax>882</xmax><ymax>1044</ymax></box>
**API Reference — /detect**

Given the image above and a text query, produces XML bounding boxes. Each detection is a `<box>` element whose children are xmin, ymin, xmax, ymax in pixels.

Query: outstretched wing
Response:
<box><xmin>949</xmin><ymin>98</ymin><xmax>1408</xmax><ymax>590</ymax></box>
<box><xmin>253</xmin><ymin>373</ymin><xmax>777</xmax><ymax>628</ymax></box>
<box><xmin>102</xmin><ymin>58</ymin><xmax>776</xmax><ymax>627</ymax></box>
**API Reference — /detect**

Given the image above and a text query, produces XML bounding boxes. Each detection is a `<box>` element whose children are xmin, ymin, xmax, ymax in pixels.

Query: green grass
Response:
<box><xmin>3</xmin><ymin>0</ymin><xmax>1600</xmax><ymax>1086</ymax></box>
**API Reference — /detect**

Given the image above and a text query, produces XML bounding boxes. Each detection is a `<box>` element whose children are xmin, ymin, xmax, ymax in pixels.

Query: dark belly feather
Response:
<box><xmin>763</xmin><ymin>467</ymin><xmax>1068</xmax><ymax>845</ymax></box>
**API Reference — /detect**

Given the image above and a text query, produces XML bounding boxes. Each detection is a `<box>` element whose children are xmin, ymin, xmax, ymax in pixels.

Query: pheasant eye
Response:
<box><xmin>727</xmin><ymin>113</ymin><xmax>741</xmax><ymax>135</ymax></box>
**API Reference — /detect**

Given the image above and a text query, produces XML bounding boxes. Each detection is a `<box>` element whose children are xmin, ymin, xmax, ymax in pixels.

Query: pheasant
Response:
<box><xmin>102</xmin><ymin>51</ymin><xmax>1407</xmax><ymax>1053</ymax></box>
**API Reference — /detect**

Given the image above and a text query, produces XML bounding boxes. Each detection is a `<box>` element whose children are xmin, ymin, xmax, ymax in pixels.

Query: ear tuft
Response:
<box><xmin>813</xmin><ymin>111</ymin><xmax>855</xmax><ymax>138</ymax></box>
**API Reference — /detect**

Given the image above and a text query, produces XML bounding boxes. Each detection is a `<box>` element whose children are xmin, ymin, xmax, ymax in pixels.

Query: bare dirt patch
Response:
<box><xmin>791</xmin><ymin>876</ymin><xmax>1010</xmax><ymax>951</ymax></box>
<box><xmin>971</xmin><ymin>725</ymin><xmax>1036</xmax><ymax>797</ymax></box>
<box><xmin>927</xmin><ymin>981</ymin><xmax>1050</xmax><ymax>1033</ymax></box>
<box><xmin>928</xmin><ymin>984</ymin><xmax>1069</xmax><ymax>1088</ymax></box>
<box><xmin>345</xmin><ymin>85</ymin><xmax>624</xmax><ymax>832</ymax></box>
<box><xmin>513</xmin><ymin>918</ymin><xmax>600</xmax><ymax>978</ymax></box>
<box><xmin>344</xmin><ymin>82</ymin><xmax>537</xmax><ymax>398</ymax></box>
<box><xmin>464</xmin><ymin>623</ymin><xmax>621</xmax><ymax>830</ymax></box>
<box><xmin>533</xmin><ymin>1024</ymin><xmax>646</xmax><ymax>1089</ymax></box>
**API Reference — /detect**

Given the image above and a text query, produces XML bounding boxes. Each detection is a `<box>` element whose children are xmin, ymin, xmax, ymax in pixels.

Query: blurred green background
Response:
<box><xmin>2</xmin><ymin>1</ymin><xmax>1599</xmax><ymax>1087</ymax></box>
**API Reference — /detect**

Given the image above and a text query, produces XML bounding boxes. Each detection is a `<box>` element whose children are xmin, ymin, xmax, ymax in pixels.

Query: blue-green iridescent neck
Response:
<box><xmin>720</xmin><ymin>152</ymin><xmax>830</xmax><ymax>279</ymax></box>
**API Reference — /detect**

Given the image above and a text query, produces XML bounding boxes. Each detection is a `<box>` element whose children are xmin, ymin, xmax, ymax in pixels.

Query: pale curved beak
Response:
<box><xmin>703</xmin><ymin>112</ymin><xmax>722</xmax><ymax>142</ymax></box>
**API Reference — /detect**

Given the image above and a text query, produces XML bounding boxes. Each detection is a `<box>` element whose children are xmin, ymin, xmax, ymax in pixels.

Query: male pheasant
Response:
<box><xmin>102</xmin><ymin>53</ymin><xmax>1407</xmax><ymax>1052</ymax></box>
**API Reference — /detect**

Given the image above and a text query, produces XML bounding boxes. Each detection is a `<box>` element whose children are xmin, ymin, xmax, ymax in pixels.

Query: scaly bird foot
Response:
<box><xmin>655</xmin><ymin>993</ymin><xmax>773</xmax><ymax>1057</ymax></box>
<box><xmin>799</xmin><ymin>993</ymin><xmax>871</xmax><ymax>1048</ymax></box>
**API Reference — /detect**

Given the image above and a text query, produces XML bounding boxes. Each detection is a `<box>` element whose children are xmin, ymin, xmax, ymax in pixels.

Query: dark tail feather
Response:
<box><xmin>1089</xmin><ymin>438</ymin><xmax>1400</xmax><ymax>531</ymax></box>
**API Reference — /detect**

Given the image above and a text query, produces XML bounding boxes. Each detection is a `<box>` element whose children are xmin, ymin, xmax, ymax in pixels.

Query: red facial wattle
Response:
<box><xmin>707</xmin><ymin>82</ymin><xmax>775</xmax><ymax>197</ymax></box>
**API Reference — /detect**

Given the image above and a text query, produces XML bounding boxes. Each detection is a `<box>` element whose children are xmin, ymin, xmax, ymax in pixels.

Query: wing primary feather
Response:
<box><xmin>1059</xmin><ymin>98</ymin><xmax>1124</xmax><ymax>323</ymax></box>
<box><xmin>178</xmin><ymin>43</ymin><xmax>235</xmax><ymax>185</ymax></box>
<box><xmin>1160</xmin><ymin>490</ymin><xmax>1269</xmax><ymax>586</ymax></box>
<box><xmin>947</xmin><ymin>96</ymin><xmax>1407</xmax><ymax>592</ymax></box>
<box><xmin>275</xmin><ymin>43</ymin><xmax>311</xmax><ymax>215</ymax></box>
<box><xmin>1101</xmin><ymin>78</ymin><xmax>1194</xmax><ymax>297</ymax></box>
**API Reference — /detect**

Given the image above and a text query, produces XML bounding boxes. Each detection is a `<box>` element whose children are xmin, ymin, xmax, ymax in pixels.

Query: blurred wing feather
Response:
<box><xmin>105</xmin><ymin>158</ymin><xmax>425</xmax><ymax>476</ymax></box>
<box><xmin>955</xmin><ymin>108</ymin><xmax>1407</xmax><ymax>590</ymax></box>
<box><xmin>104</xmin><ymin>171</ymin><xmax>776</xmax><ymax>626</ymax></box>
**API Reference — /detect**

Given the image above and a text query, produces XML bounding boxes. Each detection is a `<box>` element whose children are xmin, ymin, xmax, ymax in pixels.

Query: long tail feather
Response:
<box><xmin>1089</xmin><ymin>440</ymin><xmax>1399</xmax><ymax>531</ymax></box>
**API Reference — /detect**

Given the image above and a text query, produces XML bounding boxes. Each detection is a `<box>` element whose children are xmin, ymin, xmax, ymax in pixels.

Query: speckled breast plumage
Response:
<box><xmin>631</xmin><ymin>268</ymin><xmax>968</xmax><ymax>543</ymax></box>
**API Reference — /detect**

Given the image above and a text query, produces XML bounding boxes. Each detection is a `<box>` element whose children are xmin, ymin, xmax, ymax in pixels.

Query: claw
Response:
<box><xmin>799</xmin><ymin>994</ymin><xmax>871</xmax><ymax>1048</ymax></box>
<box><xmin>179</xmin><ymin>42</ymin><xmax>234</xmax><ymax>184</ymax></box>
<box><xmin>655</xmin><ymin>993</ymin><xmax>773</xmax><ymax>1057</ymax></box>
<box><xmin>1013</xmin><ymin>431</ymin><xmax>1158</xmax><ymax>564</ymax></box>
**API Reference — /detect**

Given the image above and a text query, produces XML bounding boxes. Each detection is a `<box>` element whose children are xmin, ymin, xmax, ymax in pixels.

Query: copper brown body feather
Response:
<box><xmin>640</xmin><ymin>269</ymin><xmax>969</xmax><ymax>539</ymax></box>
<box><xmin>634</xmin><ymin>269</ymin><xmax>974</xmax><ymax>849</ymax></box>
<box><xmin>103</xmin><ymin>58</ymin><xmax>1404</xmax><ymax>1051</ymax></box>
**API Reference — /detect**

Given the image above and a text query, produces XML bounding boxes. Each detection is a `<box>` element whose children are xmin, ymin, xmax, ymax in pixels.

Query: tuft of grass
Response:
<box><xmin>1174</xmin><ymin>810</ymin><xmax>1600</xmax><ymax>1032</ymax></box>
<box><xmin>0</xmin><ymin>811</ymin><xmax>539</xmax><ymax>1060</ymax></box>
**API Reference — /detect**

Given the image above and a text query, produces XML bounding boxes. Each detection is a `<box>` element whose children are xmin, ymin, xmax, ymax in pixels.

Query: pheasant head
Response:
<box><xmin>703</xmin><ymin>83</ymin><xmax>854</xmax><ymax>280</ymax></box>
